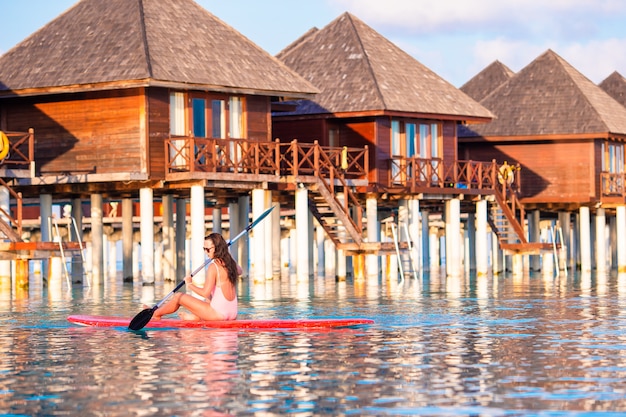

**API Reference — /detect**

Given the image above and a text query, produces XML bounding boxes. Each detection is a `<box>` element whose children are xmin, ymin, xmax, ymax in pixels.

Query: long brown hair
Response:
<box><xmin>205</xmin><ymin>233</ymin><xmax>238</xmax><ymax>285</ymax></box>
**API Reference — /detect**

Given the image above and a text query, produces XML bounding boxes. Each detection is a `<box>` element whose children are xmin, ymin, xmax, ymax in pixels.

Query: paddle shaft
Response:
<box><xmin>154</xmin><ymin>205</ymin><xmax>275</xmax><ymax>309</ymax></box>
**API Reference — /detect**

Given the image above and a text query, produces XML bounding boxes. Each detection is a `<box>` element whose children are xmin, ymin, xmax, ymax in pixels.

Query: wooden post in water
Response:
<box><xmin>0</xmin><ymin>186</ymin><xmax>11</xmax><ymax>288</ymax></box>
<box><xmin>122</xmin><ymin>198</ymin><xmax>134</xmax><ymax>281</ymax></box>
<box><xmin>408</xmin><ymin>198</ymin><xmax>420</xmax><ymax>277</ymax></box>
<box><xmin>162</xmin><ymin>195</ymin><xmax>175</xmax><ymax>282</ymax></box>
<box><xmin>176</xmin><ymin>198</ymin><xmax>187</xmax><ymax>281</ymax></box>
<box><xmin>71</xmin><ymin>198</ymin><xmax>84</xmax><ymax>283</ymax></box>
<box><xmin>528</xmin><ymin>210</ymin><xmax>541</xmax><ymax>271</ymax></box>
<box><xmin>558</xmin><ymin>211</ymin><xmax>571</xmax><ymax>271</ymax></box>
<box><xmin>272</xmin><ymin>202</ymin><xmax>282</xmax><ymax>278</ymax></box>
<box><xmin>228</xmin><ymin>201</ymin><xmax>240</xmax><ymax>265</ymax></box>
<box><xmin>212</xmin><ymin>206</ymin><xmax>222</xmax><ymax>234</ymax></box>
<box><xmin>366</xmin><ymin>195</ymin><xmax>379</xmax><ymax>278</ymax></box>
<box><xmin>421</xmin><ymin>209</ymin><xmax>430</xmax><ymax>271</ymax></box>
<box><xmin>295</xmin><ymin>187</ymin><xmax>310</xmax><ymax>282</ymax></box>
<box><xmin>190</xmin><ymin>185</ymin><xmax>205</xmax><ymax>287</ymax></box>
<box><xmin>617</xmin><ymin>205</ymin><xmax>626</xmax><ymax>272</ymax></box>
<box><xmin>445</xmin><ymin>198</ymin><xmax>461</xmax><ymax>277</ymax></box>
<box><xmin>336</xmin><ymin>192</ymin><xmax>347</xmax><ymax>281</ymax></box>
<box><xmin>140</xmin><ymin>187</ymin><xmax>155</xmax><ymax>284</ymax></box>
<box><xmin>91</xmin><ymin>193</ymin><xmax>104</xmax><ymax>285</ymax></box>
<box><xmin>467</xmin><ymin>213</ymin><xmax>476</xmax><ymax>274</ymax></box>
<box><xmin>266</xmin><ymin>191</ymin><xmax>276</xmax><ymax>281</ymax></box>
<box><xmin>476</xmin><ymin>199</ymin><xmax>489</xmax><ymax>276</ymax></box>
<box><xmin>15</xmin><ymin>259</ymin><xmax>29</xmax><ymax>292</ymax></box>
<box><xmin>40</xmin><ymin>194</ymin><xmax>52</xmax><ymax>284</ymax></box>
<box><xmin>595</xmin><ymin>208</ymin><xmax>607</xmax><ymax>273</ymax></box>
<box><xmin>237</xmin><ymin>195</ymin><xmax>250</xmax><ymax>278</ymax></box>
<box><xmin>580</xmin><ymin>206</ymin><xmax>592</xmax><ymax>272</ymax></box>
<box><xmin>251</xmin><ymin>188</ymin><xmax>268</xmax><ymax>282</ymax></box>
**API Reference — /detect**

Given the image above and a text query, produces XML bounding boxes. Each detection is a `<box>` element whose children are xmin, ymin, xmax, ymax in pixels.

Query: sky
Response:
<box><xmin>2</xmin><ymin>0</ymin><xmax>626</xmax><ymax>88</ymax></box>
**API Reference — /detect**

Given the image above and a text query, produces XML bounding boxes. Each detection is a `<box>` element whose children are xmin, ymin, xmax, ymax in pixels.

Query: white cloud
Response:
<box><xmin>470</xmin><ymin>38</ymin><xmax>545</xmax><ymax>74</ymax></box>
<box><xmin>331</xmin><ymin>0</ymin><xmax>626</xmax><ymax>86</ymax></box>
<box><xmin>560</xmin><ymin>39</ymin><xmax>626</xmax><ymax>83</ymax></box>
<box><xmin>334</xmin><ymin>0</ymin><xmax>626</xmax><ymax>39</ymax></box>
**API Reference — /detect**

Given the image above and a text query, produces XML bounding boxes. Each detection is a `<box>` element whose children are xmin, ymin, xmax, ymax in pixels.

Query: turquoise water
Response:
<box><xmin>2</xmin><ymin>270</ymin><xmax>626</xmax><ymax>416</ymax></box>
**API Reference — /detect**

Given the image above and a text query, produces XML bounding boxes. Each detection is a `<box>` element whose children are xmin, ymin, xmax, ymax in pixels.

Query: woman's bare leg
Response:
<box><xmin>153</xmin><ymin>293</ymin><xmax>225</xmax><ymax>321</ymax></box>
<box><xmin>153</xmin><ymin>292</ymin><xmax>184</xmax><ymax>319</ymax></box>
<box><xmin>178</xmin><ymin>294</ymin><xmax>225</xmax><ymax>320</ymax></box>
<box><xmin>178</xmin><ymin>311</ymin><xmax>200</xmax><ymax>320</ymax></box>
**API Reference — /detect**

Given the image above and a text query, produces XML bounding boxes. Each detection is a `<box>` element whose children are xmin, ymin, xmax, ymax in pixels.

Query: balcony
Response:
<box><xmin>165</xmin><ymin>137</ymin><xmax>369</xmax><ymax>186</ymax></box>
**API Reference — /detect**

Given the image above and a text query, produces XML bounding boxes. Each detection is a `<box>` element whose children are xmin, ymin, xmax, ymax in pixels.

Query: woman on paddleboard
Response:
<box><xmin>153</xmin><ymin>233</ymin><xmax>241</xmax><ymax>321</ymax></box>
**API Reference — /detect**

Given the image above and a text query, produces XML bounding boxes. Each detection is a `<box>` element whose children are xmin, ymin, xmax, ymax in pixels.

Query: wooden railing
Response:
<box><xmin>165</xmin><ymin>137</ymin><xmax>368</xmax><ymax>179</ymax></box>
<box><xmin>389</xmin><ymin>157</ymin><xmax>499</xmax><ymax>190</ymax></box>
<box><xmin>390</xmin><ymin>156</ymin><xmax>526</xmax><ymax>240</ymax></box>
<box><xmin>601</xmin><ymin>172</ymin><xmax>625</xmax><ymax>197</ymax></box>
<box><xmin>1</xmin><ymin>129</ymin><xmax>35</xmax><ymax>171</ymax></box>
<box><xmin>0</xmin><ymin>129</ymin><xmax>33</xmax><ymax>241</ymax></box>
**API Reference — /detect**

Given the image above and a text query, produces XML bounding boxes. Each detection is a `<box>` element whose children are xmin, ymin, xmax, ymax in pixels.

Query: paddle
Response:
<box><xmin>128</xmin><ymin>205</ymin><xmax>275</xmax><ymax>331</ymax></box>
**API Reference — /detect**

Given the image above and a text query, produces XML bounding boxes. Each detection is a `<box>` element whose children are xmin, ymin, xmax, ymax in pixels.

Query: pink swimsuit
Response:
<box><xmin>209</xmin><ymin>264</ymin><xmax>238</xmax><ymax>320</ymax></box>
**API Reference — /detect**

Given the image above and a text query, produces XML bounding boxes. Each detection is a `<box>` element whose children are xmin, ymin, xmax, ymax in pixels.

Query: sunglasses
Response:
<box><xmin>204</xmin><ymin>246</ymin><xmax>215</xmax><ymax>253</ymax></box>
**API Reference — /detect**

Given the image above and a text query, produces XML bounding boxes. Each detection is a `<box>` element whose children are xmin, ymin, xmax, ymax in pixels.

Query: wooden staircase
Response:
<box><xmin>488</xmin><ymin>182</ymin><xmax>553</xmax><ymax>254</ymax></box>
<box><xmin>0</xmin><ymin>179</ymin><xmax>23</xmax><ymax>242</ymax></box>
<box><xmin>306</xmin><ymin>177</ymin><xmax>362</xmax><ymax>247</ymax></box>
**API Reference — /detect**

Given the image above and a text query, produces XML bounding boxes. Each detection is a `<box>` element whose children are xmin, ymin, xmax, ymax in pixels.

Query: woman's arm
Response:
<box><xmin>185</xmin><ymin>263</ymin><xmax>216</xmax><ymax>299</ymax></box>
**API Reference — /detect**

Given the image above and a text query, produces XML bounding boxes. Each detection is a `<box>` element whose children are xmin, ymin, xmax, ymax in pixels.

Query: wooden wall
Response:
<box><xmin>272</xmin><ymin>118</ymin><xmax>325</xmax><ymax>143</ymax></box>
<box><xmin>461</xmin><ymin>140</ymin><xmax>596</xmax><ymax>204</ymax></box>
<box><xmin>442</xmin><ymin>121</ymin><xmax>457</xmax><ymax>164</ymax></box>
<box><xmin>2</xmin><ymin>89</ymin><xmax>143</xmax><ymax>176</ymax></box>
<box><xmin>147</xmin><ymin>88</ymin><xmax>170</xmax><ymax>180</ymax></box>
<box><xmin>247</xmin><ymin>96</ymin><xmax>271</xmax><ymax>142</ymax></box>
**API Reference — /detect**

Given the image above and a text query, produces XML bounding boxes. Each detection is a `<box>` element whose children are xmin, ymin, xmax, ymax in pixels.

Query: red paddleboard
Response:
<box><xmin>67</xmin><ymin>314</ymin><xmax>374</xmax><ymax>329</ymax></box>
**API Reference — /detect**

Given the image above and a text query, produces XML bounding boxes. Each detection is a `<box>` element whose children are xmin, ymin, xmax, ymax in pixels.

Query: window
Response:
<box><xmin>229</xmin><ymin>97</ymin><xmax>244</xmax><ymax>139</ymax></box>
<box><xmin>390</xmin><ymin>119</ymin><xmax>442</xmax><ymax>184</ymax></box>
<box><xmin>391</xmin><ymin>120</ymin><xmax>402</xmax><ymax>182</ymax></box>
<box><xmin>603</xmin><ymin>142</ymin><xmax>624</xmax><ymax>173</ymax></box>
<box><xmin>170</xmin><ymin>92</ymin><xmax>185</xmax><ymax>136</ymax></box>
<box><xmin>169</xmin><ymin>92</ymin><xmax>187</xmax><ymax>168</ymax></box>
<box><xmin>406</xmin><ymin>123</ymin><xmax>416</xmax><ymax>157</ymax></box>
<box><xmin>430</xmin><ymin>123</ymin><xmax>439</xmax><ymax>158</ymax></box>
<box><xmin>192</xmin><ymin>98</ymin><xmax>206</xmax><ymax>137</ymax></box>
<box><xmin>391</xmin><ymin>120</ymin><xmax>401</xmax><ymax>156</ymax></box>
<box><xmin>212</xmin><ymin>100</ymin><xmax>225</xmax><ymax>138</ymax></box>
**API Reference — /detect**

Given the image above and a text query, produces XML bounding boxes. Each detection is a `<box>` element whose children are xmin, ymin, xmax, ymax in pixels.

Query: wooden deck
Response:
<box><xmin>163</xmin><ymin>136</ymin><xmax>546</xmax><ymax>254</ymax></box>
<box><xmin>0</xmin><ymin>241</ymin><xmax>84</xmax><ymax>260</ymax></box>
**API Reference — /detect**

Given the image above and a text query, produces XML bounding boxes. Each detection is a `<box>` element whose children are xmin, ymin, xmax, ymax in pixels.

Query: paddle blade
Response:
<box><xmin>128</xmin><ymin>307</ymin><xmax>155</xmax><ymax>331</ymax></box>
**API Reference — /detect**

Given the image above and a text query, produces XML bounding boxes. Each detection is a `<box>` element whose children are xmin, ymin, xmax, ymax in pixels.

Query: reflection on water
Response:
<box><xmin>2</xmin><ymin>270</ymin><xmax>626</xmax><ymax>415</ymax></box>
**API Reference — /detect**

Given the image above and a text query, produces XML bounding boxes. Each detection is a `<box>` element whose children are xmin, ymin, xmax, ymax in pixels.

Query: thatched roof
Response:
<box><xmin>460</xmin><ymin>60</ymin><xmax>515</xmax><ymax>102</ymax></box>
<box><xmin>0</xmin><ymin>0</ymin><xmax>317</xmax><ymax>98</ymax></box>
<box><xmin>599</xmin><ymin>71</ymin><xmax>626</xmax><ymax>108</ymax></box>
<box><xmin>461</xmin><ymin>50</ymin><xmax>626</xmax><ymax>138</ymax></box>
<box><xmin>276</xmin><ymin>13</ymin><xmax>493</xmax><ymax>121</ymax></box>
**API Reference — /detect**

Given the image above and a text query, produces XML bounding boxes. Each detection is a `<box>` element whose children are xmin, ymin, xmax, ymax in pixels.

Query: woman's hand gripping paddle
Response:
<box><xmin>128</xmin><ymin>205</ymin><xmax>275</xmax><ymax>331</ymax></box>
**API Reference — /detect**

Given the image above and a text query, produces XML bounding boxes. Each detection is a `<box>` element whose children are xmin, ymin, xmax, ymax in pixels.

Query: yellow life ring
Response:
<box><xmin>0</xmin><ymin>131</ymin><xmax>9</xmax><ymax>161</ymax></box>
<box><xmin>498</xmin><ymin>162</ymin><xmax>514</xmax><ymax>185</ymax></box>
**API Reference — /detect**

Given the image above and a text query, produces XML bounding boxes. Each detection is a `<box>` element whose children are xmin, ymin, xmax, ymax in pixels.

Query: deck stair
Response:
<box><xmin>0</xmin><ymin>177</ymin><xmax>23</xmax><ymax>243</ymax></box>
<box><xmin>489</xmin><ymin>182</ymin><xmax>553</xmax><ymax>254</ymax></box>
<box><xmin>488</xmin><ymin>195</ymin><xmax>525</xmax><ymax>246</ymax></box>
<box><xmin>0</xmin><ymin>216</ymin><xmax>22</xmax><ymax>242</ymax></box>
<box><xmin>306</xmin><ymin>176</ymin><xmax>362</xmax><ymax>247</ymax></box>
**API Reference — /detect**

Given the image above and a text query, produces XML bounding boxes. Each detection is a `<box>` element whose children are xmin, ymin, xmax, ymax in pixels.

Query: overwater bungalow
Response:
<box><xmin>0</xmin><ymin>1</ymin><xmax>572</xmax><ymax>287</ymax></box>
<box><xmin>459</xmin><ymin>50</ymin><xmax>626</xmax><ymax>273</ymax></box>
<box><xmin>272</xmin><ymin>13</ymin><xmax>553</xmax><ymax>277</ymax></box>
<box><xmin>0</xmin><ymin>0</ymin><xmax>319</xmax><ymax>285</ymax></box>
<box><xmin>460</xmin><ymin>60</ymin><xmax>515</xmax><ymax>103</ymax></box>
